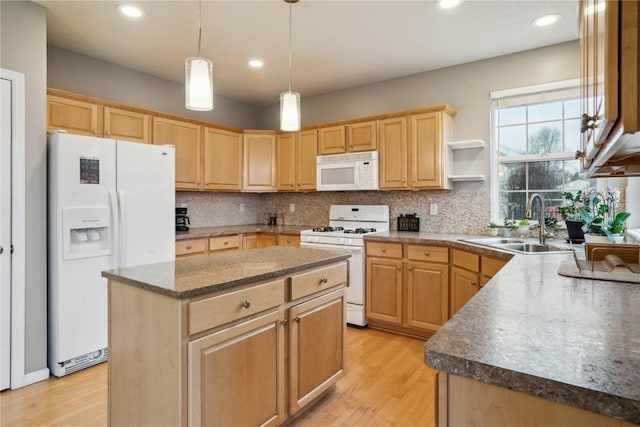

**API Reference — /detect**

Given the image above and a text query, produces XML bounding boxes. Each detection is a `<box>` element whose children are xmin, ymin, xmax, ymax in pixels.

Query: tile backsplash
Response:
<box><xmin>177</xmin><ymin>190</ymin><xmax>491</xmax><ymax>234</ymax></box>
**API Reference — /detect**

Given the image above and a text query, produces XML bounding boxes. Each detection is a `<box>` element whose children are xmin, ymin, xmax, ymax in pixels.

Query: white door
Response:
<box><xmin>0</xmin><ymin>78</ymin><xmax>12</xmax><ymax>390</ymax></box>
<box><xmin>116</xmin><ymin>141</ymin><xmax>175</xmax><ymax>268</ymax></box>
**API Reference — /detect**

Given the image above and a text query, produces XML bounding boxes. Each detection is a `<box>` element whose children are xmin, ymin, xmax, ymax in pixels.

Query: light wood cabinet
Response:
<box><xmin>318</xmin><ymin>125</ymin><xmax>346</xmax><ymax>155</ymax></box>
<box><xmin>277</xmin><ymin>130</ymin><xmax>318</xmax><ymax>191</ymax></box>
<box><xmin>277</xmin><ymin>234</ymin><xmax>301</xmax><ymax>248</ymax></box>
<box><xmin>203</xmin><ymin>127</ymin><xmax>243</xmax><ymax>191</ymax></box>
<box><xmin>379</xmin><ymin>109</ymin><xmax>454</xmax><ymax>190</ymax></box>
<box><xmin>450</xmin><ymin>250</ymin><xmax>507</xmax><ymax>316</ymax></box>
<box><xmin>242</xmin><ymin>233</ymin><xmax>276</xmax><ymax>250</ymax></box>
<box><xmin>103</xmin><ymin>107</ymin><xmax>150</xmax><ymax>143</ymax></box>
<box><xmin>347</xmin><ymin>121</ymin><xmax>377</xmax><ymax>152</ymax></box>
<box><xmin>406</xmin><ymin>261</ymin><xmax>449</xmax><ymax>332</ymax></box>
<box><xmin>366</xmin><ymin>257</ymin><xmax>403</xmax><ymax>325</ymax></box>
<box><xmin>450</xmin><ymin>265</ymin><xmax>480</xmax><ymax>317</ymax></box>
<box><xmin>578</xmin><ymin>0</ymin><xmax>640</xmax><ymax>176</ymax></box>
<box><xmin>244</xmin><ymin>132</ymin><xmax>277</xmax><ymax>192</ymax></box>
<box><xmin>208</xmin><ymin>235</ymin><xmax>240</xmax><ymax>253</ymax></box>
<box><xmin>288</xmin><ymin>289</ymin><xmax>346</xmax><ymax>415</ymax></box>
<box><xmin>47</xmin><ymin>95</ymin><xmax>102</xmax><ymax>137</ymax></box>
<box><xmin>176</xmin><ymin>238</ymin><xmax>208</xmax><ymax>258</ymax></box>
<box><xmin>153</xmin><ymin>117</ymin><xmax>202</xmax><ymax>190</ymax></box>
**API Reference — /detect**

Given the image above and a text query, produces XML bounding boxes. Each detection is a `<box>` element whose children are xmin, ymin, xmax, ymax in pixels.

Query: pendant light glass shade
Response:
<box><xmin>185</xmin><ymin>57</ymin><xmax>213</xmax><ymax>111</ymax></box>
<box><xmin>280</xmin><ymin>91</ymin><xmax>300</xmax><ymax>131</ymax></box>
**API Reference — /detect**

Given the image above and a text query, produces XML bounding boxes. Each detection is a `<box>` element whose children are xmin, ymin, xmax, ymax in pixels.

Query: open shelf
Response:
<box><xmin>448</xmin><ymin>174</ymin><xmax>486</xmax><ymax>182</ymax></box>
<box><xmin>448</xmin><ymin>139</ymin><xmax>485</xmax><ymax>149</ymax></box>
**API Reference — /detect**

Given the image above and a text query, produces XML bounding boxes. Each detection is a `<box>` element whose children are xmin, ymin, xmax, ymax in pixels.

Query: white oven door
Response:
<box><xmin>299</xmin><ymin>242</ymin><xmax>364</xmax><ymax>305</ymax></box>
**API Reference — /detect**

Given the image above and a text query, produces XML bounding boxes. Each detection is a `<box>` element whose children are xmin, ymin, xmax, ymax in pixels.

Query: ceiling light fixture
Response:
<box><xmin>437</xmin><ymin>0</ymin><xmax>463</xmax><ymax>10</ymax></box>
<box><xmin>185</xmin><ymin>0</ymin><xmax>214</xmax><ymax>111</ymax></box>
<box><xmin>280</xmin><ymin>0</ymin><xmax>301</xmax><ymax>132</ymax></box>
<box><xmin>532</xmin><ymin>13</ymin><xmax>561</xmax><ymax>27</ymax></box>
<box><xmin>117</xmin><ymin>4</ymin><xmax>143</xmax><ymax>18</ymax></box>
<box><xmin>249</xmin><ymin>59</ymin><xmax>264</xmax><ymax>68</ymax></box>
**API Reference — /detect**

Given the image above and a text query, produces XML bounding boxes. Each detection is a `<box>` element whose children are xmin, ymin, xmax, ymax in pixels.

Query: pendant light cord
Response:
<box><xmin>287</xmin><ymin>0</ymin><xmax>292</xmax><ymax>93</ymax></box>
<box><xmin>197</xmin><ymin>0</ymin><xmax>202</xmax><ymax>58</ymax></box>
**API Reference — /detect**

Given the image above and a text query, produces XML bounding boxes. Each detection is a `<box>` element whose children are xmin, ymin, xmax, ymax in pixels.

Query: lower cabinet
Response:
<box><xmin>243</xmin><ymin>233</ymin><xmax>276</xmax><ymax>250</ymax></box>
<box><xmin>278</xmin><ymin>234</ymin><xmax>301</xmax><ymax>248</ymax></box>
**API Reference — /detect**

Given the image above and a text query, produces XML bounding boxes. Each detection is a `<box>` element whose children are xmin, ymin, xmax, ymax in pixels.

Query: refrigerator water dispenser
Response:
<box><xmin>62</xmin><ymin>207</ymin><xmax>111</xmax><ymax>260</ymax></box>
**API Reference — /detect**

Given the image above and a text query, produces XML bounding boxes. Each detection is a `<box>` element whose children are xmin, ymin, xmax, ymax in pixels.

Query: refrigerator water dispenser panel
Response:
<box><xmin>62</xmin><ymin>207</ymin><xmax>111</xmax><ymax>260</ymax></box>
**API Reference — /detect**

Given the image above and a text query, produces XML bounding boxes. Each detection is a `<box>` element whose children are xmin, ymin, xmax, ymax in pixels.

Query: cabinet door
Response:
<box><xmin>47</xmin><ymin>95</ymin><xmax>102</xmax><ymax>136</ymax></box>
<box><xmin>153</xmin><ymin>117</ymin><xmax>201</xmax><ymax>190</ymax></box>
<box><xmin>203</xmin><ymin>127</ymin><xmax>243</xmax><ymax>191</ymax></box>
<box><xmin>189</xmin><ymin>310</ymin><xmax>286</xmax><ymax>427</ymax></box>
<box><xmin>347</xmin><ymin>120</ymin><xmax>377</xmax><ymax>152</ymax></box>
<box><xmin>318</xmin><ymin>126</ymin><xmax>346</xmax><ymax>155</ymax></box>
<box><xmin>296</xmin><ymin>129</ymin><xmax>318</xmax><ymax>190</ymax></box>
<box><xmin>410</xmin><ymin>112</ymin><xmax>445</xmax><ymax>189</ymax></box>
<box><xmin>450</xmin><ymin>266</ymin><xmax>480</xmax><ymax>317</ymax></box>
<box><xmin>406</xmin><ymin>261</ymin><xmax>449</xmax><ymax>333</ymax></box>
<box><xmin>244</xmin><ymin>133</ymin><xmax>276</xmax><ymax>191</ymax></box>
<box><xmin>259</xmin><ymin>234</ymin><xmax>276</xmax><ymax>248</ymax></box>
<box><xmin>289</xmin><ymin>289</ymin><xmax>345</xmax><ymax>414</ymax></box>
<box><xmin>242</xmin><ymin>234</ymin><xmax>258</xmax><ymax>250</ymax></box>
<box><xmin>278</xmin><ymin>234</ymin><xmax>300</xmax><ymax>248</ymax></box>
<box><xmin>276</xmin><ymin>132</ymin><xmax>296</xmax><ymax>191</ymax></box>
<box><xmin>365</xmin><ymin>257</ymin><xmax>403</xmax><ymax>324</ymax></box>
<box><xmin>104</xmin><ymin>107</ymin><xmax>150</xmax><ymax>143</ymax></box>
<box><xmin>378</xmin><ymin>117</ymin><xmax>408</xmax><ymax>189</ymax></box>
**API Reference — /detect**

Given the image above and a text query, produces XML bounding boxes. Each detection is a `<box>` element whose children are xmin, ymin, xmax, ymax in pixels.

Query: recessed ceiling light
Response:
<box><xmin>117</xmin><ymin>4</ymin><xmax>143</xmax><ymax>19</ymax></box>
<box><xmin>249</xmin><ymin>59</ymin><xmax>264</xmax><ymax>68</ymax></box>
<box><xmin>584</xmin><ymin>2</ymin><xmax>606</xmax><ymax>15</ymax></box>
<box><xmin>437</xmin><ymin>0</ymin><xmax>463</xmax><ymax>9</ymax></box>
<box><xmin>532</xmin><ymin>13</ymin><xmax>561</xmax><ymax>27</ymax></box>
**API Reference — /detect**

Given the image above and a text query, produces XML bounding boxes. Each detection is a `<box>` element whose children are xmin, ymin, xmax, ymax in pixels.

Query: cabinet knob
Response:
<box><xmin>105</xmin><ymin>130</ymin><xmax>111</xmax><ymax>136</ymax></box>
<box><xmin>280</xmin><ymin>319</ymin><xmax>288</xmax><ymax>326</ymax></box>
<box><xmin>412</xmin><ymin>178</ymin><xmax>416</xmax><ymax>183</ymax></box>
<box><xmin>224</xmin><ymin>241</ymin><xmax>229</xmax><ymax>245</ymax></box>
<box><xmin>424</xmin><ymin>251</ymin><xmax>430</xmax><ymax>257</ymax></box>
<box><xmin>294</xmin><ymin>316</ymin><xmax>301</xmax><ymax>323</ymax></box>
<box><xmin>380</xmin><ymin>248</ymin><xmax>386</xmax><ymax>253</ymax></box>
<box><xmin>186</xmin><ymin>245</ymin><xmax>192</xmax><ymax>250</ymax></box>
<box><xmin>401</xmin><ymin>179</ymin><xmax>406</xmax><ymax>183</ymax></box>
<box><xmin>397</xmin><ymin>265</ymin><xmax>402</xmax><ymax>270</ymax></box>
<box><xmin>319</xmin><ymin>277</ymin><xmax>328</xmax><ymax>284</ymax></box>
<box><xmin>241</xmin><ymin>300</ymin><xmax>251</xmax><ymax>309</ymax></box>
<box><xmin>408</xmin><ymin>266</ymin><xmax>413</xmax><ymax>271</ymax></box>
<box><xmin>471</xmin><ymin>281</ymin><xmax>477</xmax><ymax>287</ymax></box>
<box><xmin>287</xmin><ymin>240</ymin><xmax>291</xmax><ymax>244</ymax></box>
<box><xmin>93</xmin><ymin>129</ymin><xmax>98</xmax><ymax>135</ymax></box>
<box><xmin>349</xmin><ymin>144</ymin><xmax>353</xmax><ymax>149</ymax></box>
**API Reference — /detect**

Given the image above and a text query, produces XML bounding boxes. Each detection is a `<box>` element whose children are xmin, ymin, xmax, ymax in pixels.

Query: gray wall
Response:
<box><xmin>48</xmin><ymin>46</ymin><xmax>262</xmax><ymax>130</ymax></box>
<box><xmin>0</xmin><ymin>0</ymin><xmax>48</xmax><ymax>374</ymax></box>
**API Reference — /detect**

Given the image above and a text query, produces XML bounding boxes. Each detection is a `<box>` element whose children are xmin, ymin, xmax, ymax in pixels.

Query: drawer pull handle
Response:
<box><xmin>424</xmin><ymin>252</ymin><xmax>430</xmax><ymax>256</ymax></box>
<box><xmin>280</xmin><ymin>319</ymin><xmax>288</xmax><ymax>326</ymax></box>
<box><xmin>224</xmin><ymin>241</ymin><xmax>229</xmax><ymax>245</ymax></box>
<box><xmin>294</xmin><ymin>316</ymin><xmax>301</xmax><ymax>323</ymax></box>
<box><xmin>186</xmin><ymin>245</ymin><xmax>192</xmax><ymax>250</ymax></box>
<box><xmin>320</xmin><ymin>277</ymin><xmax>328</xmax><ymax>284</ymax></box>
<box><xmin>241</xmin><ymin>300</ymin><xmax>251</xmax><ymax>309</ymax></box>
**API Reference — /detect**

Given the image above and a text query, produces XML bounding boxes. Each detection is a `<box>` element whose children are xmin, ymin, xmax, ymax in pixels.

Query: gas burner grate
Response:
<box><xmin>312</xmin><ymin>226</ymin><xmax>345</xmax><ymax>233</ymax></box>
<box><xmin>344</xmin><ymin>228</ymin><xmax>377</xmax><ymax>234</ymax></box>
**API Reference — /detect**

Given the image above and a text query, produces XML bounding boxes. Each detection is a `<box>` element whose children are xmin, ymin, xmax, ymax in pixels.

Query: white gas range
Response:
<box><xmin>300</xmin><ymin>205</ymin><xmax>389</xmax><ymax>326</ymax></box>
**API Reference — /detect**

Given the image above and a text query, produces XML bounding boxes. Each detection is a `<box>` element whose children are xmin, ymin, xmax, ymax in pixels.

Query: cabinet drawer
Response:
<box><xmin>407</xmin><ymin>245</ymin><xmax>448</xmax><ymax>263</ymax></box>
<box><xmin>481</xmin><ymin>257</ymin><xmax>507</xmax><ymax>278</ymax></box>
<box><xmin>366</xmin><ymin>242</ymin><xmax>403</xmax><ymax>259</ymax></box>
<box><xmin>209</xmin><ymin>235</ymin><xmax>240</xmax><ymax>251</ymax></box>
<box><xmin>452</xmin><ymin>249</ymin><xmax>480</xmax><ymax>272</ymax></box>
<box><xmin>278</xmin><ymin>234</ymin><xmax>301</xmax><ymax>247</ymax></box>
<box><xmin>176</xmin><ymin>238</ymin><xmax>207</xmax><ymax>257</ymax></box>
<box><xmin>188</xmin><ymin>278</ymin><xmax>285</xmax><ymax>335</ymax></box>
<box><xmin>290</xmin><ymin>262</ymin><xmax>347</xmax><ymax>300</ymax></box>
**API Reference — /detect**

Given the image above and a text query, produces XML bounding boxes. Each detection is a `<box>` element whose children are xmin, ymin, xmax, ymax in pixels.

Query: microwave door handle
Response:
<box><xmin>354</xmin><ymin>162</ymin><xmax>360</xmax><ymax>188</ymax></box>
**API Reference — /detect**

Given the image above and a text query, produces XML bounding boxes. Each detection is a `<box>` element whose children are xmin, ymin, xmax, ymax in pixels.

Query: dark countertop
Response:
<box><xmin>102</xmin><ymin>246</ymin><xmax>350</xmax><ymax>298</ymax></box>
<box><xmin>364</xmin><ymin>231</ymin><xmax>640</xmax><ymax>424</ymax></box>
<box><xmin>175</xmin><ymin>224</ymin><xmax>312</xmax><ymax>240</ymax></box>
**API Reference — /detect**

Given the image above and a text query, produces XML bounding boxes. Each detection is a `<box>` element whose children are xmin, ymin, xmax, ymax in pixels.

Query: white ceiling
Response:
<box><xmin>36</xmin><ymin>0</ymin><xmax>579</xmax><ymax>107</ymax></box>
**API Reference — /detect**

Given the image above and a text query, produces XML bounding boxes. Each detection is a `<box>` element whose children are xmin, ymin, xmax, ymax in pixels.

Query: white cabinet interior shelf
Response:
<box><xmin>447</xmin><ymin>139</ymin><xmax>485</xmax><ymax>149</ymax></box>
<box><xmin>448</xmin><ymin>174</ymin><xmax>486</xmax><ymax>182</ymax></box>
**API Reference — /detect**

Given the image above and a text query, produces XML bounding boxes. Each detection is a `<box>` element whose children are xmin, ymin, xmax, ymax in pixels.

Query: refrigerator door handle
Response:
<box><xmin>109</xmin><ymin>190</ymin><xmax>120</xmax><ymax>268</ymax></box>
<box><xmin>118</xmin><ymin>190</ymin><xmax>126</xmax><ymax>268</ymax></box>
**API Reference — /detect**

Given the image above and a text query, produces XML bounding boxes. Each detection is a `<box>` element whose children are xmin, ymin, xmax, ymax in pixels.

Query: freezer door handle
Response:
<box><xmin>118</xmin><ymin>191</ymin><xmax>126</xmax><ymax>268</ymax></box>
<box><xmin>110</xmin><ymin>190</ymin><xmax>120</xmax><ymax>268</ymax></box>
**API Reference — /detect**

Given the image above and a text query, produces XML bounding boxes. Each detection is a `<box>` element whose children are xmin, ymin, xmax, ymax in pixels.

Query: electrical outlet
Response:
<box><xmin>430</xmin><ymin>203</ymin><xmax>438</xmax><ymax>215</ymax></box>
<box><xmin>240</xmin><ymin>203</ymin><xmax>245</xmax><ymax>212</ymax></box>
<box><xmin>289</xmin><ymin>203</ymin><xmax>295</xmax><ymax>213</ymax></box>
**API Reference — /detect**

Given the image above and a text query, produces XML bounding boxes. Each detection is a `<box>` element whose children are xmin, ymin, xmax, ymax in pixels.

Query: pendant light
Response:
<box><xmin>185</xmin><ymin>0</ymin><xmax>214</xmax><ymax>111</ymax></box>
<box><xmin>280</xmin><ymin>0</ymin><xmax>301</xmax><ymax>131</ymax></box>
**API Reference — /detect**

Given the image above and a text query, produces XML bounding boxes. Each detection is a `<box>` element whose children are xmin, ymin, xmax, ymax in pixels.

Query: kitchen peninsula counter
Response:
<box><xmin>365</xmin><ymin>231</ymin><xmax>640</xmax><ymax>425</ymax></box>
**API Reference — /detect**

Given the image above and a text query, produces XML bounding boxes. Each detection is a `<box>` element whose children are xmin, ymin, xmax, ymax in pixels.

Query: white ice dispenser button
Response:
<box><xmin>62</xmin><ymin>207</ymin><xmax>112</xmax><ymax>260</ymax></box>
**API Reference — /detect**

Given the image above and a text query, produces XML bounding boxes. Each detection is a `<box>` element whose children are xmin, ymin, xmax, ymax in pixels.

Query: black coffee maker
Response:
<box><xmin>176</xmin><ymin>207</ymin><xmax>190</xmax><ymax>231</ymax></box>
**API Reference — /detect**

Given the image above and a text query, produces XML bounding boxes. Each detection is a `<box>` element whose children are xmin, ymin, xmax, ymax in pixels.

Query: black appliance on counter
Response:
<box><xmin>397</xmin><ymin>213</ymin><xmax>420</xmax><ymax>232</ymax></box>
<box><xmin>176</xmin><ymin>207</ymin><xmax>190</xmax><ymax>231</ymax></box>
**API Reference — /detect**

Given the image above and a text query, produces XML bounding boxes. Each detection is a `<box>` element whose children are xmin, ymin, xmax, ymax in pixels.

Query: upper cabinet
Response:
<box><xmin>203</xmin><ymin>127</ymin><xmax>243</xmax><ymax>191</ymax></box>
<box><xmin>244</xmin><ymin>131</ymin><xmax>277</xmax><ymax>192</ymax></box>
<box><xmin>153</xmin><ymin>117</ymin><xmax>202</xmax><ymax>191</ymax></box>
<box><xmin>379</xmin><ymin>108</ymin><xmax>454</xmax><ymax>190</ymax></box>
<box><xmin>103</xmin><ymin>107</ymin><xmax>150</xmax><ymax>143</ymax></box>
<box><xmin>277</xmin><ymin>129</ymin><xmax>317</xmax><ymax>191</ymax></box>
<box><xmin>318</xmin><ymin>122</ymin><xmax>377</xmax><ymax>155</ymax></box>
<box><xmin>579</xmin><ymin>0</ymin><xmax>640</xmax><ymax>176</ymax></box>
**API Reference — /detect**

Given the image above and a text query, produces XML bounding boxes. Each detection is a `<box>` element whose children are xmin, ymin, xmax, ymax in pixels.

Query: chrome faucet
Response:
<box><xmin>525</xmin><ymin>193</ymin><xmax>553</xmax><ymax>245</ymax></box>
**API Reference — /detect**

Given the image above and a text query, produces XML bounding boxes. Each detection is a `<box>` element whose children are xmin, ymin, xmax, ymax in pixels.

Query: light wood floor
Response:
<box><xmin>0</xmin><ymin>327</ymin><xmax>437</xmax><ymax>427</ymax></box>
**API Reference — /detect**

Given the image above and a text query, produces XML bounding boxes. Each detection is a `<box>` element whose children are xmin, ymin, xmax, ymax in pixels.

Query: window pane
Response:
<box><xmin>498</xmin><ymin>106</ymin><xmax>526</xmax><ymax>126</ymax></box>
<box><xmin>499</xmin><ymin>125</ymin><xmax>526</xmax><ymax>156</ymax></box>
<box><xmin>564</xmin><ymin>119</ymin><xmax>581</xmax><ymax>152</ymax></box>
<box><xmin>564</xmin><ymin>98</ymin><xmax>581</xmax><ymax>118</ymax></box>
<box><xmin>528</xmin><ymin>122</ymin><xmax>563</xmax><ymax>154</ymax></box>
<box><xmin>499</xmin><ymin>162</ymin><xmax>526</xmax><ymax>191</ymax></box>
<box><xmin>499</xmin><ymin>191</ymin><xmax>526</xmax><ymax>221</ymax></box>
<box><xmin>528</xmin><ymin>161</ymin><xmax>563</xmax><ymax>190</ymax></box>
<box><xmin>528</xmin><ymin>101</ymin><xmax>563</xmax><ymax>123</ymax></box>
<box><xmin>565</xmin><ymin>160</ymin><xmax>596</xmax><ymax>190</ymax></box>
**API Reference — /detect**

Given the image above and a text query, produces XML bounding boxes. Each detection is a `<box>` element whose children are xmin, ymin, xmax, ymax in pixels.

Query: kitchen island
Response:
<box><xmin>374</xmin><ymin>232</ymin><xmax>640</xmax><ymax>426</ymax></box>
<box><xmin>102</xmin><ymin>246</ymin><xmax>350</xmax><ymax>427</ymax></box>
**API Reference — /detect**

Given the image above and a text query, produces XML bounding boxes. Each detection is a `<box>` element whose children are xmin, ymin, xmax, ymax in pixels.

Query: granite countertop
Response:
<box><xmin>176</xmin><ymin>224</ymin><xmax>312</xmax><ymax>240</ymax></box>
<box><xmin>364</xmin><ymin>232</ymin><xmax>640</xmax><ymax>423</ymax></box>
<box><xmin>102</xmin><ymin>246</ymin><xmax>350</xmax><ymax>298</ymax></box>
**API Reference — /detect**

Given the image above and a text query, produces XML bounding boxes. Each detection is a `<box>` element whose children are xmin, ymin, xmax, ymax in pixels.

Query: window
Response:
<box><xmin>490</xmin><ymin>80</ymin><xmax>596</xmax><ymax>224</ymax></box>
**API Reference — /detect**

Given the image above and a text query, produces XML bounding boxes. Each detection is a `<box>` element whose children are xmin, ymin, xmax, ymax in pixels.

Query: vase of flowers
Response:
<box><xmin>557</xmin><ymin>190</ymin><xmax>586</xmax><ymax>243</ymax></box>
<box><xmin>577</xmin><ymin>186</ymin><xmax>631</xmax><ymax>244</ymax></box>
<box><xmin>502</xmin><ymin>219</ymin><xmax>517</xmax><ymax>237</ymax></box>
<box><xmin>487</xmin><ymin>221</ymin><xmax>499</xmax><ymax>236</ymax></box>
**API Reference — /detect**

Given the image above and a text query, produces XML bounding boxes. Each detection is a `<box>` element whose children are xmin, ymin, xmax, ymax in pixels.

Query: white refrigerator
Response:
<box><xmin>48</xmin><ymin>132</ymin><xmax>175</xmax><ymax>377</ymax></box>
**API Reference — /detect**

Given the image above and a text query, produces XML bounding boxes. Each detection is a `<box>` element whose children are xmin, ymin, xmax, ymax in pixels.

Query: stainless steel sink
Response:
<box><xmin>460</xmin><ymin>238</ymin><xmax>572</xmax><ymax>254</ymax></box>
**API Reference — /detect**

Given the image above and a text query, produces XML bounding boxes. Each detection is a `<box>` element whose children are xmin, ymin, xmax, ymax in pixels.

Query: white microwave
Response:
<box><xmin>316</xmin><ymin>152</ymin><xmax>379</xmax><ymax>191</ymax></box>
